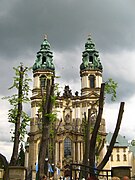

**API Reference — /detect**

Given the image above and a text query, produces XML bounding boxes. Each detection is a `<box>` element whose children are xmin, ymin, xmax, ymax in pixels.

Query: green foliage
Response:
<box><xmin>105</xmin><ymin>78</ymin><xmax>118</xmax><ymax>101</ymax></box>
<box><xmin>3</xmin><ymin>63</ymin><xmax>31</xmax><ymax>141</ymax></box>
<box><xmin>19</xmin><ymin>112</ymin><xmax>30</xmax><ymax>140</ymax></box>
<box><xmin>8</xmin><ymin>65</ymin><xmax>31</xmax><ymax>102</ymax></box>
<box><xmin>131</xmin><ymin>140</ymin><xmax>135</xmax><ymax>146</ymax></box>
<box><xmin>45</xmin><ymin>112</ymin><xmax>57</xmax><ymax>122</ymax></box>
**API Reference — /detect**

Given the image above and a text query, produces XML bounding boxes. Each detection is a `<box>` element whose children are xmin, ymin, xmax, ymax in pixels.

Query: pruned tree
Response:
<box><xmin>3</xmin><ymin>63</ymin><xmax>31</xmax><ymax>166</ymax></box>
<box><xmin>97</xmin><ymin>102</ymin><xmax>124</xmax><ymax>170</ymax></box>
<box><xmin>37</xmin><ymin>76</ymin><xmax>55</xmax><ymax>179</ymax></box>
<box><xmin>83</xmin><ymin>82</ymin><xmax>125</xmax><ymax>176</ymax></box>
<box><xmin>89</xmin><ymin>83</ymin><xmax>105</xmax><ymax>173</ymax></box>
<box><xmin>17</xmin><ymin>143</ymin><xmax>25</xmax><ymax>166</ymax></box>
<box><xmin>83</xmin><ymin>109</ymin><xmax>91</xmax><ymax>167</ymax></box>
<box><xmin>105</xmin><ymin>78</ymin><xmax>118</xmax><ymax>101</ymax></box>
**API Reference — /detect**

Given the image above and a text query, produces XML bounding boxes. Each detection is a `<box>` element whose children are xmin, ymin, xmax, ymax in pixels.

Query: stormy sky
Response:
<box><xmin>0</xmin><ymin>0</ymin><xmax>135</xmax><ymax>161</ymax></box>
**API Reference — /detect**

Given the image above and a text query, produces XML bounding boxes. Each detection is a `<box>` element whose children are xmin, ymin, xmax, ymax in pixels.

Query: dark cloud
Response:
<box><xmin>1</xmin><ymin>0</ymin><xmax>135</xmax><ymax>60</ymax></box>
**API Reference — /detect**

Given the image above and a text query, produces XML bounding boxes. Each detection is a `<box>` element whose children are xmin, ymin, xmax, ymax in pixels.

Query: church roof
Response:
<box><xmin>106</xmin><ymin>132</ymin><xmax>129</xmax><ymax>147</ymax></box>
<box><xmin>80</xmin><ymin>35</ymin><xmax>103</xmax><ymax>71</ymax></box>
<box><xmin>33</xmin><ymin>35</ymin><xmax>55</xmax><ymax>72</ymax></box>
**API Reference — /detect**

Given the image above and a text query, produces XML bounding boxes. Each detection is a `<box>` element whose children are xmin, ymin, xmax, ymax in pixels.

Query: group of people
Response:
<box><xmin>86</xmin><ymin>176</ymin><xmax>130</xmax><ymax>180</ymax></box>
<box><xmin>112</xmin><ymin>176</ymin><xmax>130</xmax><ymax>180</ymax></box>
<box><xmin>41</xmin><ymin>175</ymin><xmax>130</xmax><ymax>180</ymax></box>
<box><xmin>41</xmin><ymin>175</ymin><xmax>54</xmax><ymax>180</ymax></box>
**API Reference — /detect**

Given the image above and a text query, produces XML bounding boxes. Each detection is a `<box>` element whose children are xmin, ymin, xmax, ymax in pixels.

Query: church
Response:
<box><xmin>26</xmin><ymin>35</ymin><xmax>106</xmax><ymax>178</ymax></box>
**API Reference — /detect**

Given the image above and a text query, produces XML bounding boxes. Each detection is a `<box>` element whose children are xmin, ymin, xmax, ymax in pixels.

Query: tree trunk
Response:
<box><xmin>89</xmin><ymin>83</ymin><xmax>105</xmax><ymax>174</ymax></box>
<box><xmin>10</xmin><ymin>66</ymin><xmax>23</xmax><ymax>166</ymax></box>
<box><xmin>38</xmin><ymin>77</ymin><xmax>54</xmax><ymax>179</ymax></box>
<box><xmin>97</xmin><ymin>102</ymin><xmax>125</xmax><ymax>170</ymax></box>
<box><xmin>83</xmin><ymin>109</ymin><xmax>91</xmax><ymax>166</ymax></box>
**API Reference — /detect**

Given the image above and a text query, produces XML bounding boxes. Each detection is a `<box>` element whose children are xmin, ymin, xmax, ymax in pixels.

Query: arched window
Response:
<box><xmin>89</xmin><ymin>75</ymin><xmax>95</xmax><ymax>88</ymax></box>
<box><xmin>40</xmin><ymin>75</ymin><xmax>46</xmax><ymax>88</ymax></box>
<box><xmin>64</xmin><ymin>138</ymin><xmax>72</xmax><ymax>158</ymax></box>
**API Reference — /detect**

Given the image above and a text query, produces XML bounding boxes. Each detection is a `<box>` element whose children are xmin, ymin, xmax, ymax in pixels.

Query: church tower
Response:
<box><xmin>80</xmin><ymin>35</ymin><xmax>103</xmax><ymax>96</ymax></box>
<box><xmin>28</xmin><ymin>36</ymin><xmax>55</xmax><ymax>176</ymax></box>
<box><xmin>27</xmin><ymin>35</ymin><xmax>106</xmax><ymax>178</ymax></box>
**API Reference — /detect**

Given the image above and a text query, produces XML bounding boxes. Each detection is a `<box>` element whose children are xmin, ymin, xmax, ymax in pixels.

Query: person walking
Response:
<box><xmin>42</xmin><ymin>175</ymin><xmax>47</xmax><ymax>180</ymax></box>
<box><xmin>122</xmin><ymin>176</ymin><xmax>130</xmax><ymax>180</ymax></box>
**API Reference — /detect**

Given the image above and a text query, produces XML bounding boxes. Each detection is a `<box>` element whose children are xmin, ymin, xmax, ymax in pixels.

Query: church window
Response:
<box><xmin>89</xmin><ymin>75</ymin><xmax>95</xmax><ymax>88</ymax></box>
<box><xmin>40</xmin><ymin>75</ymin><xmax>46</xmax><ymax>88</ymax></box>
<box><xmin>64</xmin><ymin>138</ymin><xmax>72</xmax><ymax>158</ymax></box>
<box><xmin>123</xmin><ymin>154</ymin><xmax>127</xmax><ymax>161</ymax></box>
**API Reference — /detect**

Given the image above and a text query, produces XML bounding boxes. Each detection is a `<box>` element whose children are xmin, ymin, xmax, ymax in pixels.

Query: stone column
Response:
<box><xmin>78</xmin><ymin>141</ymin><xmax>80</xmax><ymax>163</ymax></box>
<box><xmin>73</xmin><ymin>142</ymin><xmax>75</xmax><ymax>162</ymax></box>
<box><xmin>55</xmin><ymin>142</ymin><xmax>58</xmax><ymax>164</ymax></box>
<box><xmin>81</xmin><ymin>142</ymin><xmax>83</xmax><ymax>162</ymax></box>
<box><xmin>60</xmin><ymin>142</ymin><xmax>63</xmax><ymax>168</ymax></box>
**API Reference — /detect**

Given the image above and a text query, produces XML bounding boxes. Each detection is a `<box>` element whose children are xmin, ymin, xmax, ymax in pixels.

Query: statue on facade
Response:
<box><xmin>63</xmin><ymin>85</ymin><xmax>72</xmax><ymax>98</ymax></box>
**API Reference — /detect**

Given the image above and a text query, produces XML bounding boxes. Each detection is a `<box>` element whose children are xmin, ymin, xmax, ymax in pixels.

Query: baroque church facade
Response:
<box><xmin>27</xmin><ymin>35</ymin><xmax>106</xmax><ymax>177</ymax></box>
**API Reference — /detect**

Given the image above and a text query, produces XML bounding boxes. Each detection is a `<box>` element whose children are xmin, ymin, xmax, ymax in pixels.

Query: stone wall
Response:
<box><xmin>8</xmin><ymin>166</ymin><xmax>26</xmax><ymax>180</ymax></box>
<box><xmin>0</xmin><ymin>168</ymin><xmax>4</xmax><ymax>179</ymax></box>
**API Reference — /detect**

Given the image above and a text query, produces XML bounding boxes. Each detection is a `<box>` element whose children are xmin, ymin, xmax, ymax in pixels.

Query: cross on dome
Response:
<box><xmin>44</xmin><ymin>34</ymin><xmax>48</xmax><ymax>40</ymax></box>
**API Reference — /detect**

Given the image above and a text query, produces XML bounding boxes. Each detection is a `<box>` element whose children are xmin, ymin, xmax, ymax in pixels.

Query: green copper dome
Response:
<box><xmin>33</xmin><ymin>35</ymin><xmax>55</xmax><ymax>71</ymax></box>
<box><xmin>40</xmin><ymin>35</ymin><xmax>51</xmax><ymax>51</ymax></box>
<box><xmin>80</xmin><ymin>35</ymin><xmax>103</xmax><ymax>71</ymax></box>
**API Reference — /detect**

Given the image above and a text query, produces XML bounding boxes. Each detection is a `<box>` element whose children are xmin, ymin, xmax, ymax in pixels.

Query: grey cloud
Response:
<box><xmin>1</xmin><ymin>0</ymin><xmax>135</xmax><ymax>60</ymax></box>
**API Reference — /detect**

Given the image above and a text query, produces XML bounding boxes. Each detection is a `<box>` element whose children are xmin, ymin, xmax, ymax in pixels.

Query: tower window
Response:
<box><xmin>89</xmin><ymin>75</ymin><xmax>95</xmax><ymax>88</ymax></box>
<box><xmin>40</xmin><ymin>75</ymin><xmax>46</xmax><ymax>88</ymax></box>
<box><xmin>42</xmin><ymin>56</ymin><xmax>46</xmax><ymax>64</ymax></box>
<box><xmin>64</xmin><ymin>138</ymin><xmax>72</xmax><ymax>158</ymax></box>
<box><xmin>89</xmin><ymin>55</ymin><xmax>93</xmax><ymax>63</ymax></box>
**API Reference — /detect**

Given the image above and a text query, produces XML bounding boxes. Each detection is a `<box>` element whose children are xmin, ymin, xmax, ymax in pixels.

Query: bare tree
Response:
<box><xmin>83</xmin><ymin>83</ymin><xmax>125</xmax><ymax>176</ymax></box>
<box><xmin>37</xmin><ymin>77</ymin><xmax>54</xmax><ymax>179</ymax></box>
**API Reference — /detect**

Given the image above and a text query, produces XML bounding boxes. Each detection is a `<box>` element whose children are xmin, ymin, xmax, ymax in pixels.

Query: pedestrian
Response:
<box><xmin>112</xmin><ymin>177</ymin><xmax>120</xmax><ymax>180</ymax></box>
<box><xmin>122</xmin><ymin>176</ymin><xmax>130</xmax><ymax>180</ymax></box>
<box><xmin>42</xmin><ymin>175</ymin><xmax>47</xmax><ymax>180</ymax></box>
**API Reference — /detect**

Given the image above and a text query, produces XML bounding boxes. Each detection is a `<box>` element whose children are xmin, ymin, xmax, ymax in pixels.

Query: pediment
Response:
<box><xmin>87</xmin><ymin>91</ymin><xmax>100</xmax><ymax>98</ymax></box>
